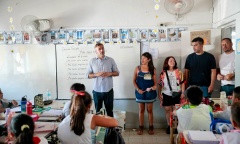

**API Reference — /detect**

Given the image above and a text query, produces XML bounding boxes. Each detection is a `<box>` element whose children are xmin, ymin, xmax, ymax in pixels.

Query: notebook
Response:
<box><xmin>188</xmin><ymin>130</ymin><xmax>220</xmax><ymax>144</ymax></box>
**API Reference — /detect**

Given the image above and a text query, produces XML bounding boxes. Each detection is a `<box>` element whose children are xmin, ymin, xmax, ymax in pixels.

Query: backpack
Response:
<box><xmin>210</xmin><ymin>119</ymin><xmax>234</xmax><ymax>134</ymax></box>
<box><xmin>104</xmin><ymin>127</ymin><xmax>125</xmax><ymax>144</ymax></box>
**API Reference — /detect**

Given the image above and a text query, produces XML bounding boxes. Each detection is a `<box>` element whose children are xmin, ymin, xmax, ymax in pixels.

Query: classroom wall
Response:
<box><xmin>0</xmin><ymin>0</ymin><xmax>213</xmax><ymax>30</ymax></box>
<box><xmin>0</xmin><ymin>0</ymin><xmax>216</xmax><ymax>128</ymax></box>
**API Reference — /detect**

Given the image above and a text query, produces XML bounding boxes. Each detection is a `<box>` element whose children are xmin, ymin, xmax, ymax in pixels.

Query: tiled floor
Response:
<box><xmin>122</xmin><ymin>128</ymin><xmax>171</xmax><ymax>144</ymax></box>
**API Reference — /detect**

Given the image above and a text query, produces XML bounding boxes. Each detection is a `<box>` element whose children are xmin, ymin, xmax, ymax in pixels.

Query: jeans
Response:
<box><xmin>221</xmin><ymin>85</ymin><xmax>235</xmax><ymax>96</ymax></box>
<box><xmin>199</xmin><ymin>86</ymin><xmax>212</xmax><ymax>98</ymax></box>
<box><xmin>93</xmin><ymin>89</ymin><xmax>114</xmax><ymax>117</ymax></box>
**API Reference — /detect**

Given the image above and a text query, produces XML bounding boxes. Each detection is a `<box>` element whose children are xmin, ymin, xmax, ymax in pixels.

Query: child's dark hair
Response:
<box><xmin>69</xmin><ymin>83</ymin><xmax>86</xmax><ymax>109</ymax></box>
<box><xmin>231</xmin><ymin>101</ymin><xmax>240</xmax><ymax>127</ymax></box>
<box><xmin>10</xmin><ymin>114</ymin><xmax>35</xmax><ymax>144</ymax></box>
<box><xmin>186</xmin><ymin>86</ymin><xmax>203</xmax><ymax>105</ymax></box>
<box><xmin>233</xmin><ymin>86</ymin><xmax>240</xmax><ymax>99</ymax></box>
<box><xmin>70</xmin><ymin>91</ymin><xmax>92</xmax><ymax>136</ymax></box>
<box><xmin>142</xmin><ymin>52</ymin><xmax>155</xmax><ymax>76</ymax></box>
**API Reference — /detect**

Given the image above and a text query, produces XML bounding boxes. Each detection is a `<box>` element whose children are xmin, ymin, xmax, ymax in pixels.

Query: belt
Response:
<box><xmin>224</xmin><ymin>84</ymin><xmax>234</xmax><ymax>86</ymax></box>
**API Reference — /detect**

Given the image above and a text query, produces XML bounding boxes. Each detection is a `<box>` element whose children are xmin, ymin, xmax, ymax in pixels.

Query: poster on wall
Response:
<box><xmin>0</xmin><ymin>32</ymin><xmax>6</xmax><ymax>44</ymax></box>
<box><xmin>139</xmin><ymin>29</ymin><xmax>148</xmax><ymax>41</ymax></box>
<box><xmin>14</xmin><ymin>32</ymin><xmax>23</xmax><ymax>44</ymax></box>
<box><xmin>102</xmin><ymin>29</ymin><xmax>110</xmax><ymax>43</ymax></box>
<box><xmin>158</xmin><ymin>29</ymin><xmax>166</xmax><ymax>42</ymax></box>
<box><xmin>92</xmin><ymin>29</ymin><xmax>102</xmax><ymax>43</ymax></box>
<box><xmin>5</xmin><ymin>32</ymin><xmax>14</xmax><ymax>44</ymax></box>
<box><xmin>190</xmin><ymin>30</ymin><xmax>211</xmax><ymax>45</ymax></box>
<box><xmin>23</xmin><ymin>32</ymin><xmax>30</xmax><ymax>44</ymax></box>
<box><xmin>149</xmin><ymin>29</ymin><xmax>158</xmax><ymax>42</ymax></box>
<box><xmin>236</xmin><ymin>38</ymin><xmax>240</xmax><ymax>54</ymax></box>
<box><xmin>167</xmin><ymin>28</ymin><xmax>178</xmax><ymax>42</ymax></box>
<box><xmin>178</xmin><ymin>27</ymin><xmax>187</xmax><ymax>41</ymax></box>
<box><xmin>129</xmin><ymin>29</ymin><xmax>138</xmax><ymax>42</ymax></box>
<box><xmin>111</xmin><ymin>29</ymin><xmax>119</xmax><ymax>43</ymax></box>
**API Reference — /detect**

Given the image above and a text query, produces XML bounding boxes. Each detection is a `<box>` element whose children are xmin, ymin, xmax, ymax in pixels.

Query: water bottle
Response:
<box><xmin>26</xmin><ymin>101</ymin><xmax>33</xmax><ymax>115</ymax></box>
<box><xmin>5</xmin><ymin>108</ymin><xmax>11</xmax><ymax>123</ymax></box>
<box><xmin>46</xmin><ymin>89</ymin><xmax>51</xmax><ymax>100</ymax></box>
<box><xmin>220</xmin><ymin>91</ymin><xmax>227</xmax><ymax>109</ymax></box>
<box><xmin>21</xmin><ymin>96</ymin><xmax>27</xmax><ymax>113</ymax></box>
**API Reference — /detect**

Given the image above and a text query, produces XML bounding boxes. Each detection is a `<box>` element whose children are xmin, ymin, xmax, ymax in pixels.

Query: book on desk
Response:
<box><xmin>188</xmin><ymin>130</ymin><xmax>220</xmax><ymax>144</ymax></box>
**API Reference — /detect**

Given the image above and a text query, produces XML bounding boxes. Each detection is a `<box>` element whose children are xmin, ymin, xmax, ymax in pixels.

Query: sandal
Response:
<box><xmin>148</xmin><ymin>125</ymin><xmax>154</xmax><ymax>135</ymax></box>
<box><xmin>137</xmin><ymin>125</ymin><xmax>144</xmax><ymax>135</ymax></box>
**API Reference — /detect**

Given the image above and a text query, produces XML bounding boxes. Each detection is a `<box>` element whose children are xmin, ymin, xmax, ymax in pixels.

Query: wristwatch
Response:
<box><xmin>136</xmin><ymin>88</ymin><xmax>139</xmax><ymax>91</ymax></box>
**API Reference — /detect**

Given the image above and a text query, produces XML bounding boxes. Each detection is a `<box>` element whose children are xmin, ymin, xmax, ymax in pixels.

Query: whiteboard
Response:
<box><xmin>0</xmin><ymin>44</ymin><xmax>56</xmax><ymax>100</ymax></box>
<box><xmin>56</xmin><ymin>43</ymin><xmax>140</xmax><ymax>99</ymax></box>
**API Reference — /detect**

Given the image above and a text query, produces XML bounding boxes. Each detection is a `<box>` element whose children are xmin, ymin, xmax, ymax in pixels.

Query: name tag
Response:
<box><xmin>144</xmin><ymin>74</ymin><xmax>152</xmax><ymax>80</ymax></box>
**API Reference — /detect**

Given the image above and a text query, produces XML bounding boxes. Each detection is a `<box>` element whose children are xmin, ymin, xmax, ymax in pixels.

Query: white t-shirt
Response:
<box><xmin>219</xmin><ymin>51</ymin><xmax>235</xmax><ymax>86</ymax></box>
<box><xmin>220</xmin><ymin>130</ymin><xmax>240</xmax><ymax>144</ymax></box>
<box><xmin>162</xmin><ymin>71</ymin><xmax>180</xmax><ymax>96</ymax></box>
<box><xmin>58</xmin><ymin>113</ymin><xmax>94</xmax><ymax>144</ymax></box>
<box><xmin>62</xmin><ymin>101</ymin><xmax>71</xmax><ymax>117</ymax></box>
<box><xmin>176</xmin><ymin>104</ymin><xmax>212</xmax><ymax>133</ymax></box>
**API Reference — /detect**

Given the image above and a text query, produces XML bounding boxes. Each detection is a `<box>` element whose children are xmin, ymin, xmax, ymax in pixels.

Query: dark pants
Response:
<box><xmin>221</xmin><ymin>85</ymin><xmax>235</xmax><ymax>96</ymax></box>
<box><xmin>93</xmin><ymin>89</ymin><xmax>114</xmax><ymax>117</ymax></box>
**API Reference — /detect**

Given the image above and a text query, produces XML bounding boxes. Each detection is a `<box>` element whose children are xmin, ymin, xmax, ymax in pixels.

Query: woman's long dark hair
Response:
<box><xmin>142</xmin><ymin>52</ymin><xmax>155</xmax><ymax>76</ymax></box>
<box><xmin>10</xmin><ymin>114</ymin><xmax>35</xmax><ymax>144</ymax></box>
<box><xmin>163</xmin><ymin>56</ymin><xmax>178</xmax><ymax>70</ymax></box>
<box><xmin>69</xmin><ymin>83</ymin><xmax>86</xmax><ymax>110</ymax></box>
<box><xmin>70</xmin><ymin>91</ymin><xmax>92</xmax><ymax>136</ymax></box>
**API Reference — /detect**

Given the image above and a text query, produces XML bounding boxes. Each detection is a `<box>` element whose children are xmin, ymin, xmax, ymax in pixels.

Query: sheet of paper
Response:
<box><xmin>41</xmin><ymin>109</ymin><xmax>62</xmax><ymax>117</ymax></box>
<box><xmin>34</xmin><ymin>122</ymin><xmax>57</xmax><ymax>132</ymax></box>
<box><xmin>149</xmin><ymin>48</ymin><xmax>159</xmax><ymax>59</ymax></box>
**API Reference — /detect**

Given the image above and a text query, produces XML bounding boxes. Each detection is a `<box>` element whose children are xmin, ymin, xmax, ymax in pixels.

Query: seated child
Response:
<box><xmin>7</xmin><ymin>114</ymin><xmax>48</xmax><ymax>144</ymax></box>
<box><xmin>220</xmin><ymin>101</ymin><xmax>240</xmax><ymax>144</ymax></box>
<box><xmin>62</xmin><ymin>83</ymin><xmax>85</xmax><ymax>118</ymax></box>
<box><xmin>0</xmin><ymin>88</ymin><xmax>18</xmax><ymax>113</ymax></box>
<box><xmin>213</xmin><ymin>86</ymin><xmax>240</xmax><ymax>121</ymax></box>
<box><xmin>173</xmin><ymin>85</ymin><xmax>212</xmax><ymax>133</ymax></box>
<box><xmin>58</xmin><ymin>91</ymin><xmax>118</xmax><ymax>144</ymax></box>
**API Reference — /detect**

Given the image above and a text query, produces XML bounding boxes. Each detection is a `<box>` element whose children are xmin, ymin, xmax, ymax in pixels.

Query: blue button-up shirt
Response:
<box><xmin>86</xmin><ymin>56</ymin><xmax>119</xmax><ymax>92</ymax></box>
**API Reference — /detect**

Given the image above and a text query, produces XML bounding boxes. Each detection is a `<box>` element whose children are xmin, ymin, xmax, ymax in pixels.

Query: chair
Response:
<box><xmin>169</xmin><ymin>112</ymin><xmax>178</xmax><ymax>144</ymax></box>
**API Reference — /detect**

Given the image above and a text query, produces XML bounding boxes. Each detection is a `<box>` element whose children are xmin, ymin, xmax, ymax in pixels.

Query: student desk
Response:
<box><xmin>180</xmin><ymin>130</ymin><xmax>221</xmax><ymax>144</ymax></box>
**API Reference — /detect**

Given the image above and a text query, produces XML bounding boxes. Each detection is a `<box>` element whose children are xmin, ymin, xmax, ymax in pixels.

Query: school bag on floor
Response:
<box><xmin>210</xmin><ymin>119</ymin><xmax>234</xmax><ymax>134</ymax></box>
<box><xmin>104</xmin><ymin>126</ymin><xmax>125</xmax><ymax>144</ymax></box>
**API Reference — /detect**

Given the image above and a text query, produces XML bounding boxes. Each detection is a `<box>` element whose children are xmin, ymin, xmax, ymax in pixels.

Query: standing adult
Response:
<box><xmin>133</xmin><ymin>52</ymin><xmax>157</xmax><ymax>135</ymax></box>
<box><xmin>217</xmin><ymin>38</ymin><xmax>235</xmax><ymax>96</ymax></box>
<box><xmin>184</xmin><ymin>37</ymin><xmax>217</xmax><ymax>98</ymax></box>
<box><xmin>86</xmin><ymin>43</ymin><xmax>119</xmax><ymax>117</ymax></box>
<box><xmin>158</xmin><ymin>56</ymin><xmax>185</xmax><ymax>134</ymax></box>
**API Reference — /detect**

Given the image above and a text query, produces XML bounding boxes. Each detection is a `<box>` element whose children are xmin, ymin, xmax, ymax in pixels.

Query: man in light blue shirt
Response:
<box><xmin>86</xmin><ymin>43</ymin><xmax>119</xmax><ymax>117</ymax></box>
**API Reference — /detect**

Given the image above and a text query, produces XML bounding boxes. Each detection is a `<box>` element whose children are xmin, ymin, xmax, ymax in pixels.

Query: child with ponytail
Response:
<box><xmin>8</xmin><ymin>114</ymin><xmax>48</xmax><ymax>144</ymax></box>
<box><xmin>58</xmin><ymin>91</ymin><xmax>118</xmax><ymax>144</ymax></box>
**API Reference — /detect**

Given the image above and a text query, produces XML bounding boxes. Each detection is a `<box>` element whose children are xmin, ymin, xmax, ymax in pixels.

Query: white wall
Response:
<box><xmin>0</xmin><ymin>0</ymin><xmax>213</xmax><ymax>30</ymax></box>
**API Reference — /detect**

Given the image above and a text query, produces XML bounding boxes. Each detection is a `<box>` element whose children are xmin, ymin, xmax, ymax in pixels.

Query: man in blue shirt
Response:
<box><xmin>86</xmin><ymin>43</ymin><xmax>119</xmax><ymax>117</ymax></box>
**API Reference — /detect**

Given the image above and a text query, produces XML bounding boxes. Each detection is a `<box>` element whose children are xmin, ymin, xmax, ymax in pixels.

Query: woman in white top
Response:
<box><xmin>158</xmin><ymin>56</ymin><xmax>185</xmax><ymax>134</ymax></box>
<box><xmin>62</xmin><ymin>83</ymin><xmax>85</xmax><ymax>118</ymax></box>
<box><xmin>58</xmin><ymin>91</ymin><xmax>118</xmax><ymax>144</ymax></box>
